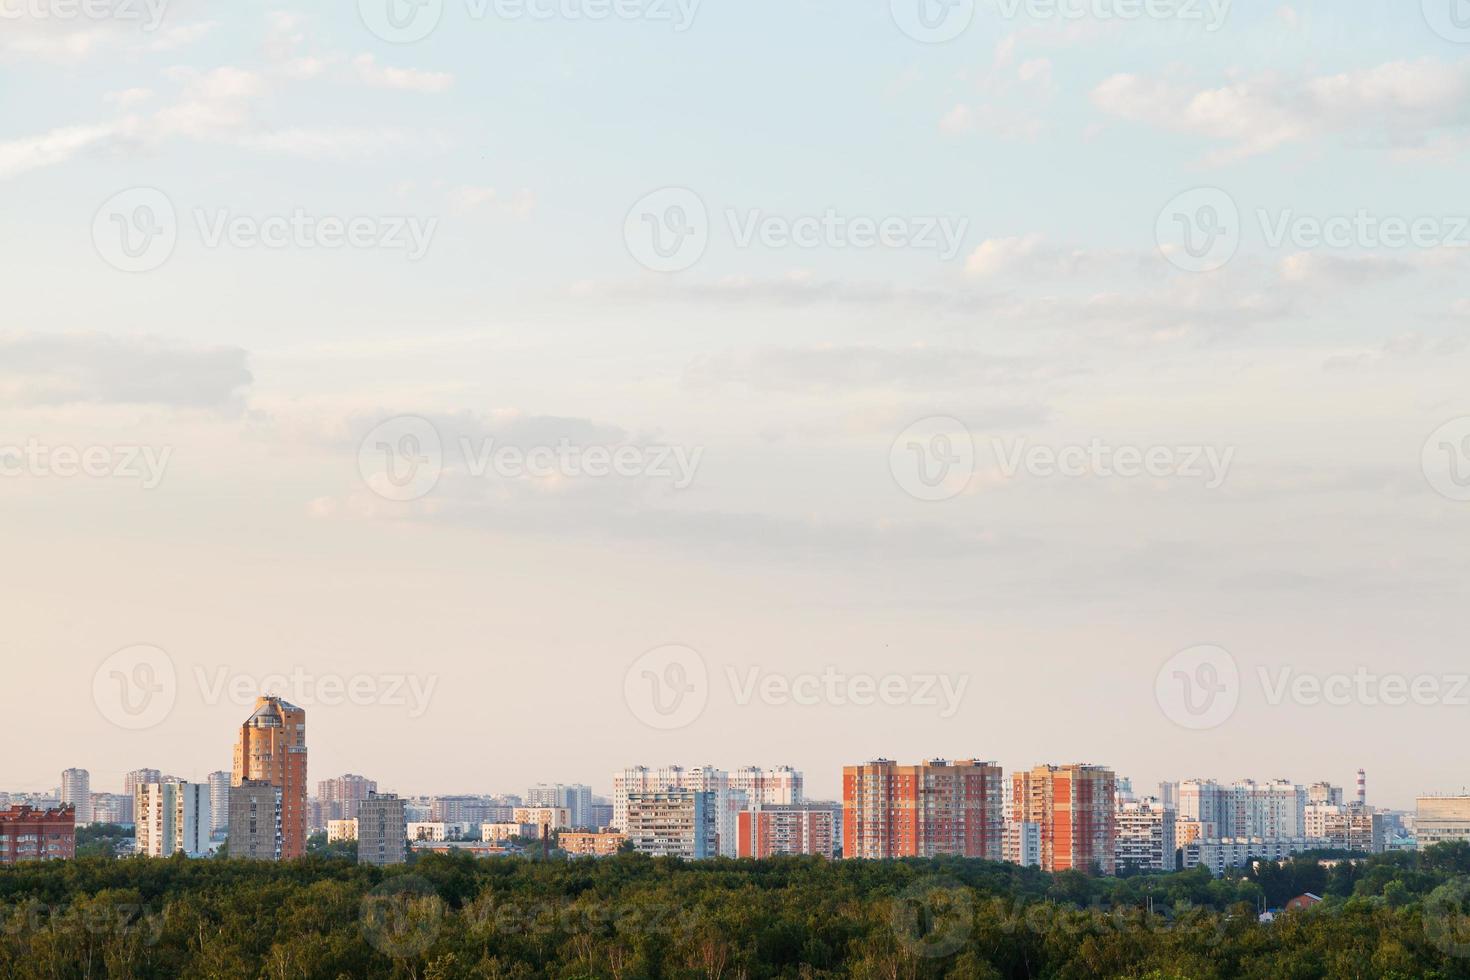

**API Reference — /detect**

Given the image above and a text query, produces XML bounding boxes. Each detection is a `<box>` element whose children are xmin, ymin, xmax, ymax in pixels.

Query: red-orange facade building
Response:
<box><xmin>737</xmin><ymin>803</ymin><xmax>838</xmax><ymax>858</ymax></box>
<box><xmin>842</xmin><ymin>759</ymin><xmax>1004</xmax><ymax>860</ymax></box>
<box><xmin>233</xmin><ymin>696</ymin><xmax>308</xmax><ymax>860</ymax></box>
<box><xmin>0</xmin><ymin>805</ymin><xmax>76</xmax><ymax>864</ymax></box>
<box><xmin>1012</xmin><ymin>764</ymin><xmax>1116</xmax><ymax>875</ymax></box>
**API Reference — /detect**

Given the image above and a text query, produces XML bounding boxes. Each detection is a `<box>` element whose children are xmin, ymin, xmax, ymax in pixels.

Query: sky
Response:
<box><xmin>3</xmin><ymin>0</ymin><xmax>1470</xmax><ymax>811</ymax></box>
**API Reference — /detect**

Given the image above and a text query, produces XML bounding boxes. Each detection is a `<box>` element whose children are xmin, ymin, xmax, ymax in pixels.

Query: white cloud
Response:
<box><xmin>1092</xmin><ymin>58</ymin><xmax>1470</xmax><ymax>163</ymax></box>
<box><xmin>353</xmin><ymin>54</ymin><xmax>453</xmax><ymax>94</ymax></box>
<box><xmin>0</xmin><ymin>334</ymin><xmax>252</xmax><ymax>407</ymax></box>
<box><xmin>0</xmin><ymin>121</ymin><xmax>128</xmax><ymax>179</ymax></box>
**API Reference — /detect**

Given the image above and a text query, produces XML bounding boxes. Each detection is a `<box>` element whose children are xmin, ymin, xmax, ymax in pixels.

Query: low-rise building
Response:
<box><xmin>560</xmin><ymin>831</ymin><xmax>628</xmax><ymax>856</ymax></box>
<box><xmin>0</xmin><ymin>806</ymin><xmax>75</xmax><ymax>865</ymax></box>
<box><xmin>327</xmin><ymin>819</ymin><xmax>359</xmax><ymax>842</ymax></box>
<box><xmin>1181</xmin><ymin>837</ymin><xmax>1317</xmax><ymax>876</ymax></box>
<box><xmin>1416</xmin><ymin>797</ymin><xmax>1470</xmax><ymax>848</ymax></box>
<box><xmin>482</xmin><ymin>822</ymin><xmax>539</xmax><ymax>842</ymax></box>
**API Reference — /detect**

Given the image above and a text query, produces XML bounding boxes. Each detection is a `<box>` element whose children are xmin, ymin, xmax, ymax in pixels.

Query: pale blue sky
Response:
<box><xmin>3</xmin><ymin>1</ymin><xmax>1470</xmax><ymax>809</ymax></box>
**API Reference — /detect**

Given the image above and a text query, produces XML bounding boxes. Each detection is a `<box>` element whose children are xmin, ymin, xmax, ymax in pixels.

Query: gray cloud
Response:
<box><xmin>0</xmin><ymin>333</ymin><xmax>252</xmax><ymax>407</ymax></box>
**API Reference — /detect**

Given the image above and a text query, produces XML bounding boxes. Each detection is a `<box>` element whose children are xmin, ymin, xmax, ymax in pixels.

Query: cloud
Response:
<box><xmin>353</xmin><ymin>54</ymin><xmax>453</xmax><ymax>94</ymax></box>
<box><xmin>1092</xmin><ymin>58</ymin><xmax>1470</xmax><ymax>163</ymax></box>
<box><xmin>1279</xmin><ymin>252</ymin><xmax>1415</xmax><ymax>285</ymax></box>
<box><xmin>0</xmin><ymin>121</ymin><xmax>129</xmax><ymax>180</ymax></box>
<box><xmin>0</xmin><ymin>335</ymin><xmax>252</xmax><ymax>407</ymax></box>
<box><xmin>686</xmin><ymin>346</ymin><xmax>1057</xmax><ymax>393</ymax></box>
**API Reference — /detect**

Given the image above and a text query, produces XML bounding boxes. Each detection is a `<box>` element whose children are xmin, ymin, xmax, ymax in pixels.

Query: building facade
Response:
<box><xmin>233</xmin><ymin>696</ymin><xmax>308</xmax><ymax>860</ymax></box>
<box><xmin>560</xmin><ymin>831</ymin><xmax>628</xmax><ymax>856</ymax></box>
<box><xmin>0</xmin><ymin>806</ymin><xmax>75</xmax><ymax>865</ymax></box>
<box><xmin>60</xmin><ymin>770</ymin><xmax>92</xmax><ymax>825</ymax></box>
<box><xmin>624</xmin><ymin>790</ymin><xmax>717</xmax><ymax>859</ymax></box>
<box><xmin>228</xmin><ymin>780</ymin><xmax>283</xmax><ymax>861</ymax></box>
<box><xmin>1116</xmin><ymin>798</ymin><xmax>1177</xmax><ymax>872</ymax></box>
<box><xmin>1416</xmin><ymin>797</ymin><xmax>1470</xmax><ymax>847</ymax></box>
<box><xmin>613</xmin><ymin>766</ymin><xmax>743</xmax><ymax>857</ymax></box>
<box><xmin>731</xmin><ymin>767</ymin><xmax>804</xmax><ymax>806</ymax></box>
<box><xmin>737</xmin><ymin>803</ymin><xmax>837</xmax><ymax>858</ymax></box>
<box><xmin>357</xmin><ymin>794</ymin><xmax>407</xmax><ymax>866</ymax></box>
<box><xmin>526</xmin><ymin>784</ymin><xmax>594</xmax><ymax>829</ymax></box>
<box><xmin>1013</xmin><ymin>764</ymin><xmax>1117</xmax><ymax>874</ymax></box>
<box><xmin>1004</xmin><ymin>820</ymin><xmax>1042</xmax><ymax>867</ymax></box>
<box><xmin>1182</xmin><ymin>837</ymin><xmax>1316</xmax><ymax>876</ymax></box>
<box><xmin>319</xmin><ymin>774</ymin><xmax>378</xmax><ymax>823</ymax></box>
<box><xmin>135</xmin><ymin>782</ymin><xmax>211</xmax><ymax>858</ymax></box>
<box><xmin>513</xmin><ymin>806</ymin><xmax>572</xmax><ymax>832</ymax></box>
<box><xmin>207</xmin><ymin>771</ymin><xmax>231</xmax><ymax>836</ymax></box>
<box><xmin>843</xmin><ymin>759</ymin><xmax>1005</xmax><ymax>861</ymax></box>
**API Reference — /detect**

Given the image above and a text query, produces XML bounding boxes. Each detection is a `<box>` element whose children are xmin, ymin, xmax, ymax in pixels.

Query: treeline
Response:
<box><xmin>2</xmin><ymin>845</ymin><xmax>1470</xmax><ymax>977</ymax></box>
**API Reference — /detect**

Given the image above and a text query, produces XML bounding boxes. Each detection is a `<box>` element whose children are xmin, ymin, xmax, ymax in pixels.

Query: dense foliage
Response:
<box><xmin>4</xmin><ymin>845</ymin><xmax>1470</xmax><ymax>978</ymax></box>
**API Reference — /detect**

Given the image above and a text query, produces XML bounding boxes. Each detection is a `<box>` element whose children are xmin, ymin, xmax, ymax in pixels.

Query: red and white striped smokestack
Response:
<box><xmin>1356</xmin><ymin>769</ymin><xmax>1366</xmax><ymax>806</ymax></box>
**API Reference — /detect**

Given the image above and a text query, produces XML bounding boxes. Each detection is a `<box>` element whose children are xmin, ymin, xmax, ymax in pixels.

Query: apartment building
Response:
<box><xmin>623</xmin><ymin>790</ymin><xmax>717</xmax><ymax>859</ymax></box>
<box><xmin>357</xmin><ymin>794</ymin><xmax>408</xmax><ymax>866</ymax></box>
<box><xmin>135</xmin><ymin>782</ymin><xmax>211</xmax><ymax>857</ymax></box>
<box><xmin>1115</xmin><ymin>798</ymin><xmax>1177</xmax><ymax>872</ymax></box>
<box><xmin>843</xmin><ymin>758</ymin><xmax>1005</xmax><ymax>860</ymax></box>
<box><xmin>228</xmin><ymin>780</ymin><xmax>283</xmax><ymax>861</ymax></box>
<box><xmin>1013</xmin><ymin>764</ymin><xmax>1117</xmax><ymax>874</ymax></box>
<box><xmin>737</xmin><ymin>803</ymin><xmax>838</xmax><ymax>858</ymax></box>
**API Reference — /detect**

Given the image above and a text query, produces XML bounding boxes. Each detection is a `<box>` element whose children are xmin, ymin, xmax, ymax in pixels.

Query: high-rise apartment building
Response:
<box><xmin>730</xmin><ymin>767</ymin><xmax>804</xmax><ymax>806</ymax></box>
<box><xmin>1013</xmin><ymin>764</ymin><xmax>1117</xmax><ymax>874</ymax></box>
<box><xmin>228</xmin><ymin>780</ymin><xmax>283</xmax><ymax>861</ymax></box>
<box><xmin>1004</xmin><ymin>820</ymin><xmax>1041</xmax><ymax>867</ymax></box>
<box><xmin>623</xmin><ymin>790</ymin><xmax>717</xmax><ymax>859</ymax></box>
<box><xmin>207</xmin><ymin>771</ymin><xmax>232</xmax><ymax>836</ymax></box>
<box><xmin>0</xmin><ymin>806</ymin><xmax>75</xmax><ymax>865</ymax></box>
<box><xmin>357</xmin><ymin>794</ymin><xmax>408</xmax><ymax>866</ymax></box>
<box><xmin>1308</xmin><ymin>782</ymin><xmax>1344</xmax><ymax>806</ymax></box>
<box><xmin>737</xmin><ymin>803</ymin><xmax>836</xmax><ymax>858</ymax></box>
<box><xmin>1178</xmin><ymin>779</ymin><xmax>1305</xmax><ymax>840</ymax></box>
<box><xmin>135</xmin><ymin>782</ymin><xmax>212</xmax><ymax>857</ymax></box>
<box><xmin>513</xmin><ymin>806</ymin><xmax>572</xmax><ymax>832</ymax></box>
<box><xmin>613</xmin><ymin>766</ymin><xmax>744</xmax><ymax>857</ymax></box>
<box><xmin>842</xmin><ymin>759</ymin><xmax>1005</xmax><ymax>860</ymax></box>
<box><xmin>122</xmin><ymin>769</ymin><xmax>162</xmax><ymax>823</ymax></box>
<box><xmin>319</xmin><ymin>774</ymin><xmax>378</xmax><ymax>823</ymax></box>
<box><xmin>1115</xmin><ymin>798</ymin><xmax>1177</xmax><ymax>872</ymax></box>
<box><xmin>90</xmin><ymin>793</ymin><xmax>131</xmax><ymax>826</ymax></box>
<box><xmin>60</xmin><ymin>770</ymin><xmax>92</xmax><ymax>825</ymax></box>
<box><xmin>233</xmin><ymin>696</ymin><xmax>308</xmax><ymax>860</ymax></box>
<box><xmin>526</xmin><ymin>784</ymin><xmax>593</xmax><ymax>828</ymax></box>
